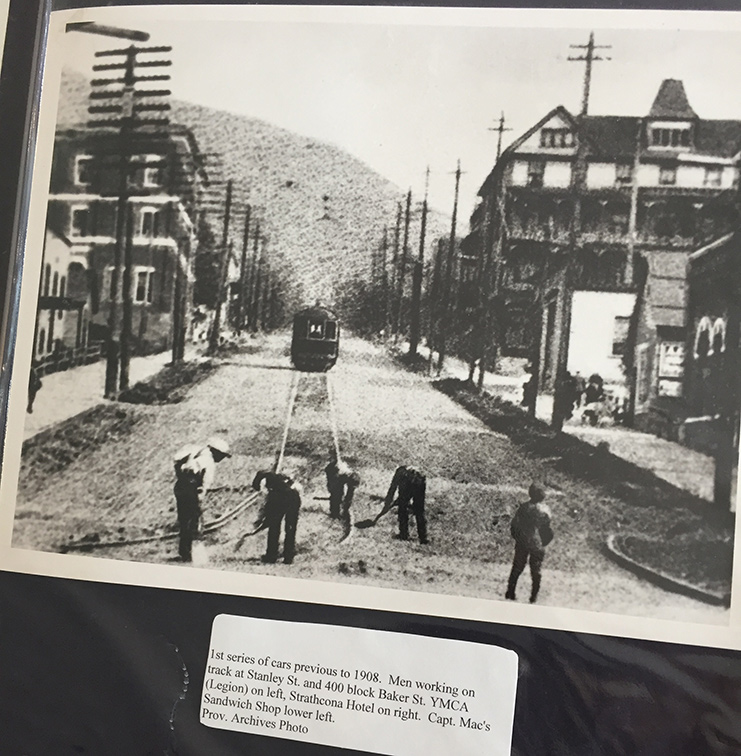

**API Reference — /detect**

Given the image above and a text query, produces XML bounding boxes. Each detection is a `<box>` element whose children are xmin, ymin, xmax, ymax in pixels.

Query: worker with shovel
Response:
<box><xmin>172</xmin><ymin>437</ymin><xmax>231</xmax><ymax>563</ymax></box>
<box><xmin>359</xmin><ymin>465</ymin><xmax>428</xmax><ymax>544</ymax></box>
<box><xmin>326</xmin><ymin>447</ymin><xmax>360</xmax><ymax>540</ymax></box>
<box><xmin>251</xmin><ymin>470</ymin><xmax>302</xmax><ymax>565</ymax></box>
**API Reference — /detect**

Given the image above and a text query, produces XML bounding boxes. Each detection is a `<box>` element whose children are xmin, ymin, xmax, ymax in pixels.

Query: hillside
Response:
<box><xmin>56</xmin><ymin>69</ymin><xmax>449</xmax><ymax>312</ymax></box>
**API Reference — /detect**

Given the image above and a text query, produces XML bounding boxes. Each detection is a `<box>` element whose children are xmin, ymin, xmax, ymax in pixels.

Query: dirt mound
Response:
<box><xmin>118</xmin><ymin>360</ymin><xmax>215</xmax><ymax>405</ymax></box>
<box><xmin>20</xmin><ymin>405</ymin><xmax>142</xmax><ymax>495</ymax></box>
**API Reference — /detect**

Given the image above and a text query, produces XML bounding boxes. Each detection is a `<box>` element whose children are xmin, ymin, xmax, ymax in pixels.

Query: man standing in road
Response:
<box><xmin>173</xmin><ymin>437</ymin><xmax>231</xmax><ymax>563</ymax></box>
<box><xmin>505</xmin><ymin>483</ymin><xmax>553</xmax><ymax>603</ymax></box>
<box><xmin>252</xmin><ymin>470</ymin><xmax>302</xmax><ymax>564</ymax></box>
<box><xmin>325</xmin><ymin>448</ymin><xmax>360</xmax><ymax>535</ymax></box>
<box><xmin>381</xmin><ymin>465</ymin><xmax>428</xmax><ymax>544</ymax></box>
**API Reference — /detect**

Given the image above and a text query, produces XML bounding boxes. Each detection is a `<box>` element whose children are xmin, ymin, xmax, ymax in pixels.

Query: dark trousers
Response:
<box><xmin>328</xmin><ymin>483</ymin><xmax>343</xmax><ymax>519</ymax></box>
<box><xmin>398</xmin><ymin>482</ymin><xmax>427</xmax><ymax>543</ymax></box>
<box><xmin>264</xmin><ymin>491</ymin><xmax>301</xmax><ymax>564</ymax></box>
<box><xmin>506</xmin><ymin>543</ymin><xmax>544</xmax><ymax>601</ymax></box>
<box><xmin>175</xmin><ymin>484</ymin><xmax>201</xmax><ymax>562</ymax></box>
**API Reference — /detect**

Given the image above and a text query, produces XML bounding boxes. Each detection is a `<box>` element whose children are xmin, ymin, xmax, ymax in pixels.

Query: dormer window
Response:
<box><xmin>650</xmin><ymin>126</ymin><xmax>691</xmax><ymax>149</ymax></box>
<box><xmin>540</xmin><ymin>128</ymin><xmax>573</xmax><ymax>149</ymax></box>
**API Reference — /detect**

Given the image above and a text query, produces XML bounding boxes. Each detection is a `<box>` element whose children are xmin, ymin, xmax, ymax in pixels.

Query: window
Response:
<box><xmin>143</xmin><ymin>165</ymin><xmax>162</xmax><ymax>188</ymax></box>
<box><xmin>43</xmin><ymin>264</ymin><xmax>51</xmax><ymax>296</ymax></box>
<box><xmin>140</xmin><ymin>207</ymin><xmax>160</xmax><ymax>238</ymax></box>
<box><xmin>527</xmin><ymin>161</ymin><xmax>545</xmax><ymax>188</ymax></box>
<box><xmin>612</xmin><ymin>316</ymin><xmax>631</xmax><ymax>356</ymax></box>
<box><xmin>307</xmin><ymin>319</ymin><xmax>325</xmax><ymax>339</ymax></box>
<box><xmin>134</xmin><ymin>268</ymin><xmax>155</xmax><ymax>304</ymax></box>
<box><xmin>70</xmin><ymin>205</ymin><xmax>90</xmax><ymax>237</ymax></box>
<box><xmin>704</xmin><ymin>167</ymin><xmax>723</xmax><ymax>188</ymax></box>
<box><xmin>74</xmin><ymin>154</ymin><xmax>93</xmax><ymax>186</ymax></box>
<box><xmin>58</xmin><ymin>276</ymin><xmax>66</xmax><ymax>318</ymax></box>
<box><xmin>659</xmin><ymin>166</ymin><xmax>677</xmax><ymax>186</ymax></box>
<box><xmin>651</xmin><ymin>128</ymin><xmax>690</xmax><ymax>149</ymax></box>
<box><xmin>615</xmin><ymin>162</ymin><xmax>633</xmax><ymax>186</ymax></box>
<box><xmin>52</xmin><ymin>272</ymin><xmax>59</xmax><ymax>296</ymax></box>
<box><xmin>38</xmin><ymin>329</ymin><xmax>46</xmax><ymax>355</ymax></box>
<box><xmin>540</xmin><ymin>128</ymin><xmax>573</xmax><ymax>149</ymax></box>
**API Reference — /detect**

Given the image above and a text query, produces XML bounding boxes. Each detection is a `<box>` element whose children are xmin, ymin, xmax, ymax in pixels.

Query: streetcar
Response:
<box><xmin>291</xmin><ymin>304</ymin><xmax>340</xmax><ymax>371</ymax></box>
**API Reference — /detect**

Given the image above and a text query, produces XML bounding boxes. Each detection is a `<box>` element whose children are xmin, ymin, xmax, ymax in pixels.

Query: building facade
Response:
<box><xmin>466</xmin><ymin>80</ymin><xmax>741</xmax><ymax>426</ymax></box>
<box><xmin>683</xmin><ymin>231</ymin><xmax>740</xmax><ymax>509</ymax></box>
<box><xmin>43</xmin><ymin>124</ymin><xmax>203</xmax><ymax>359</ymax></box>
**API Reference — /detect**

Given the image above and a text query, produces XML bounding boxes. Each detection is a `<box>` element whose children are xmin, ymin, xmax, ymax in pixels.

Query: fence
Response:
<box><xmin>36</xmin><ymin>342</ymin><xmax>104</xmax><ymax>377</ymax></box>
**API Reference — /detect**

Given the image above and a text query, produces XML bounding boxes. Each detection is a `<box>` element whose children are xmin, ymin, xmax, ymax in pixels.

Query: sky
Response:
<box><xmin>55</xmin><ymin>6</ymin><xmax>741</xmax><ymax>223</ymax></box>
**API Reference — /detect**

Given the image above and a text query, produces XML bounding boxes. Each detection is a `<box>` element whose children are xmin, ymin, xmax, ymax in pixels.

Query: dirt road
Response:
<box><xmin>13</xmin><ymin>335</ymin><xmax>727</xmax><ymax>624</ymax></box>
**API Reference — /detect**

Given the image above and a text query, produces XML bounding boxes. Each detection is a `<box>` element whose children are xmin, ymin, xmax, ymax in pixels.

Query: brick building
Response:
<box><xmin>41</xmin><ymin>123</ymin><xmax>204</xmax><ymax>360</ymax></box>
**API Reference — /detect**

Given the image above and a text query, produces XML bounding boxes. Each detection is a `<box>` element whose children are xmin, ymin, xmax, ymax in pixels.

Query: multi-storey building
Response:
<box><xmin>467</xmin><ymin>79</ymin><xmax>741</xmax><ymax>427</ymax></box>
<box><xmin>683</xmin><ymin>230</ymin><xmax>740</xmax><ymax>509</ymax></box>
<box><xmin>38</xmin><ymin>123</ymin><xmax>204</xmax><ymax>362</ymax></box>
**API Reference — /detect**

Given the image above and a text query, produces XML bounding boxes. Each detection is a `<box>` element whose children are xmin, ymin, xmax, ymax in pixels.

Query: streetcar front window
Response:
<box><xmin>307</xmin><ymin>319</ymin><xmax>325</xmax><ymax>339</ymax></box>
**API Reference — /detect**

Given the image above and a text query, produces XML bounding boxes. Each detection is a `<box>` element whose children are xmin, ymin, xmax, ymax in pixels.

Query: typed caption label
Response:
<box><xmin>201</xmin><ymin>614</ymin><xmax>518</xmax><ymax>756</ymax></box>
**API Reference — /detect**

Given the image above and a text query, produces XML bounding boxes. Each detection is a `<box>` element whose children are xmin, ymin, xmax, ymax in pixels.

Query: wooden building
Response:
<box><xmin>466</xmin><ymin>80</ymin><xmax>741</xmax><ymax>426</ymax></box>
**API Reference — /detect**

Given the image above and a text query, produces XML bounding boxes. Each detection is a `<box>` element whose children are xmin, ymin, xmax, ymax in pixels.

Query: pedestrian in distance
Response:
<box><xmin>252</xmin><ymin>470</ymin><xmax>302</xmax><ymax>564</ymax></box>
<box><xmin>27</xmin><ymin>361</ymin><xmax>42</xmax><ymax>414</ymax></box>
<box><xmin>172</xmin><ymin>437</ymin><xmax>231</xmax><ymax>563</ymax></box>
<box><xmin>325</xmin><ymin>447</ymin><xmax>360</xmax><ymax>535</ymax></box>
<box><xmin>380</xmin><ymin>465</ymin><xmax>428</xmax><ymax>544</ymax></box>
<box><xmin>505</xmin><ymin>483</ymin><xmax>553</xmax><ymax>603</ymax></box>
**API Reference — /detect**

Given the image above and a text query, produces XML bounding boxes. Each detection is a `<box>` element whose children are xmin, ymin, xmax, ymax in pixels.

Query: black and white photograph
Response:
<box><xmin>2</xmin><ymin>5</ymin><xmax>741</xmax><ymax>645</ymax></box>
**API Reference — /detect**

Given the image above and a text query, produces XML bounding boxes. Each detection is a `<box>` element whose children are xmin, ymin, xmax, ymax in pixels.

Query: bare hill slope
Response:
<box><xmin>57</xmin><ymin>69</ymin><xmax>447</xmax><ymax>309</ymax></box>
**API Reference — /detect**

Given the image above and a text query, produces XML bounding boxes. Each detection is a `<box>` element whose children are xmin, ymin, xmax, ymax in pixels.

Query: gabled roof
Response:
<box><xmin>649</xmin><ymin>79</ymin><xmax>697</xmax><ymax>120</ymax></box>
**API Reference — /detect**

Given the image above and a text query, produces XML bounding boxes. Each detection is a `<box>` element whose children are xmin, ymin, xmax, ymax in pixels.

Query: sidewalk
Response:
<box><xmin>23</xmin><ymin>351</ymin><xmax>174</xmax><ymax>441</ymax></box>
<box><xmin>402</xmin><ymin>342</ymin><xmax>715</xmax><ymax>503</ymax></box>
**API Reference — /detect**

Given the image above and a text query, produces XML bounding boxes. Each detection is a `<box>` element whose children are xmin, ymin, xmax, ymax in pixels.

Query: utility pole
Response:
<box><xmin>381</xmin><ymin>226</ymin><xmax>390</xmax><ymax>336</ymax></box>
<box><xmin>568</xmin><ymin>31</ymin><xmax>611</xmax><ymax>116</ymax></box>
<box><xmin>395</xmin><ymin>190</ymin><xmax>412</xmax><ymax>340</ymax></box>
<box><xmin>409</xmin><ymin>168</ymin><xmax>429</xmax><ymax>358</ymax></box>
<box><xmin>488</xmin><ymin>112</ymin><xmax>512</xmax><ymax>162</ymax></box>
<box><xmin>248</xmin><ymin>220</ymin><xmax>261</xmax><ymax>332</ymax></box>
<box><xmin>437</xmin><ymin>161</ymin><xmax>462</xmax><ymax>373</ymax></box>
<box><xmin>391</xmin><ymin>202</ymin><xmax>402</xmax><ymax>338</ymax></box>
<box><xmin>208</xmin><ymin>178</ymin><xmax>233</xmax><ymax>353</ymax></box>
<box><xmin>238</xmin><ymin>204</ymin><xmax>252</xmax><ymax>332</ymax></box>
<box><xmin>89</xmin><ymin>43</ymin><xmax>172</xmax><ymax>396</ymax></box>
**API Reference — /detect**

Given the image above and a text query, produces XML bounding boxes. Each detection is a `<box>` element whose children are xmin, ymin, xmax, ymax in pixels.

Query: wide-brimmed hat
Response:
<box><xmin>207</xmin><ymin>436</ymin><xmax>231</xmax><ymax>457</ymax></box>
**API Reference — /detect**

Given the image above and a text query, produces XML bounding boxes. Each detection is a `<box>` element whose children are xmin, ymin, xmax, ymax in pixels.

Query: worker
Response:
<box><xmin>252</xmin><ymin>470</ymin><xmax>302</xmax><ymax>564</ymax></box>
<box><xmin>172</xmin><ymin>437</ymin><xmax>231</xmax><ymax>563</ymax></box>
<box><xmin>325</xmin><ymin>448</ymin><xmax>360</xmax><ymax>531</ymax></box>
<box><xmin>381</xmin><ymin>465</ymin><xmax>428</xmax><ymax>544</ymax></box>
<box><xmin>505</xmin><ymin>483</ymin><xmax>554</xmax><ymax>603</ymax></box>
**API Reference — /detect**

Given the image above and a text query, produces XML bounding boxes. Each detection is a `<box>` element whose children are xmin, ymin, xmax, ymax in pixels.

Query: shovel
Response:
<box><xmin>355</xmin><ymin>497</ymin><xmax>397</xmax><ymax>529</ymax></box>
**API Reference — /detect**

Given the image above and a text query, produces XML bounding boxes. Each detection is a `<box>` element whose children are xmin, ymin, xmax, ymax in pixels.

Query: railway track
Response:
<box><xmin>62</xmin><ymin>369</ymin><xmax>342</xmax><ymax>554</ymax></box>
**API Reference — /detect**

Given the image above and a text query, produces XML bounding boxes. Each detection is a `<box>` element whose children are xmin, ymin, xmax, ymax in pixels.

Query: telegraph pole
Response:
<box><xmin>390</xmin><ymin>202</ymin><xmax>402</xmax><ymax>337</ymax></box>
<box><xmin>437</xmin><ymin>161</ymin><xmax>462</xmax><ymax>373</ymax></box>
<box><xmin>568</xmin><ymin>31</ymin><xmax>611</xmax><ymax>116</ymax></box>
<box><xmin>88</xmin><ymin>43</ymin><xmax>172</xmax><ymax>396</ymax></box>
<box><xmin>394</xmin><ymin>190</ymin><xmax>412</xmax><ymax>340</ymax></box>
<box><xmin>238</xmin><ymin>204</ymin><xmax>252</xmax><ymax>332</ymax></box>
<box><xmin>488</xmin><ymin>112</ymin><xmax>512</xmax><ymax>162</ymax></box>
<box><xmin>408</xmin><ymin>168</ymin><xmax>429</xmax><ymax>359</ymax></box>
<box><xmin>208</xmin><ymin>179</ymin><xmax>233</xmax><ymax>353</ymax></box>
<box><xmin>248</xmin><ymin>219</ymin><xmax>261</xmax><ymax>331</ymax></box>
